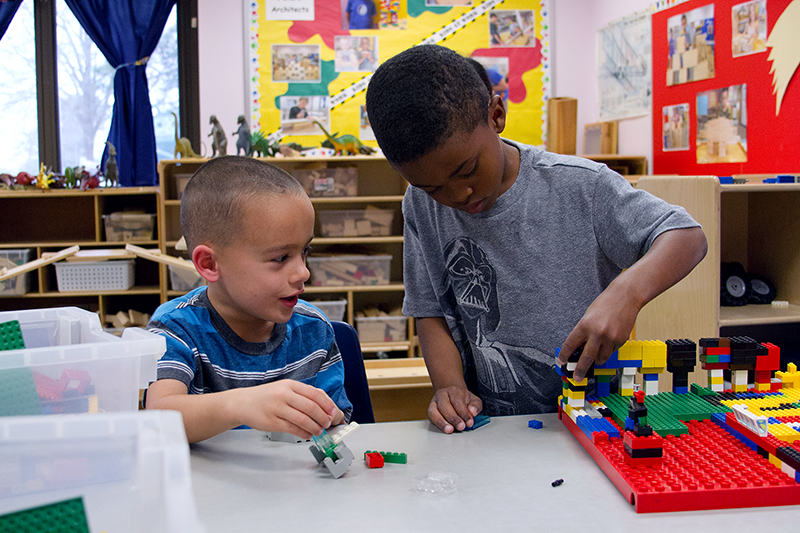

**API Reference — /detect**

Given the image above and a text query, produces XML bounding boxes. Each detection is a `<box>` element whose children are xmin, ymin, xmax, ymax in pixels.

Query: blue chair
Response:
<box><xmin>331</xmin><ymin>321</ymin><xmax>375</xmax><ymax>423</ymax></box>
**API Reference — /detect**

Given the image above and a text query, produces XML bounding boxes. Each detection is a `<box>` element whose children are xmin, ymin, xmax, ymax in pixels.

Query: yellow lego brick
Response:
<box><xmin>768</xmin><ymin>422</ymin><xmax>800</xmax><ymax>444</ymax></box>
<box><xmin>641</xmin><ymin>340</ymin><xmax>667</xmax><ymax>368</ymax></box>
<box><xmin>769</xmin><ymin>454</ymin><xmax>782</xmax><ymax>469</ymax></box>
<box><xmin>777</xmin><ymin>362</ymin><xmax>800</xmax><ymax>388</ymax></box>
<box><xmin>637</xmin><ymin>366</ymin><xmax>666</xmax><ymax>375</ymax></box>
<box><xmin>566</xmin><ymin>376</ymin><xmax>588</xmax><ymax>387</ymax></box>
<box><xmin>733</xmin><ymin>383</ymin><xmax>747</xmax><ymax>392</ymax></box>
<box><xmin>594</xmin><ymin>368</ymin><xmax>616</xmax><ymax>376</ymax></box>
<box><xmin>756</xmin><ymin>383</ymin><xmax>771</xmax><ymax>392</ymax></box>
<box><xmin>710</xmin><ymin>376</ymin><xmax>724</xmax><ymax>385</ymax></box>
<box><xmin>619</xmin><ymin>388</ymin><xmax>634</xmax><ymax>396</ymax></box>
<box><xmin>618</xmin><ymin>340</ymin><xmax>643</xmax><ymax>361</ymax></box>
<box><xmin>564</xmin><ymin>388</ymin><xmax>585</xmax><ymax>400</ymax></box>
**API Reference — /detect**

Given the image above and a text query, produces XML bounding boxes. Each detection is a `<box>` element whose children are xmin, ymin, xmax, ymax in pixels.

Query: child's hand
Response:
<box><xmin>428</xmin><ymin>386</ymin><xmax>483</xmax><ymax>434</ymax></box>
<box><xmin>233</xmin><ymin>380</ymin><xmax>339</xmax><ymax>439</ymax></box>
<box><xmin>557</xmin><ymin>283</ymin><xmax>639</xmax><ymax>381</ymax></box>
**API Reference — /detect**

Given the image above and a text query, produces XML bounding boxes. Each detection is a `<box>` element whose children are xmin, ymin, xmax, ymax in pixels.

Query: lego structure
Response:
<box><xmin>558</xmin><ymin>338</ymin><xmax>800</xmax><ymax>513</ymax></box>
<box><xmin>309</xmin><ymin>422</ymin><xmax>360</xmax><ymax>478</ymax></box>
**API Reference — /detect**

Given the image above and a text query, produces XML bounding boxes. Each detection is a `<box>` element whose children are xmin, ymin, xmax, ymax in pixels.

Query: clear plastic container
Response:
<box><xmin>356</xmin><ymin>315</ymin><xmax>408</xmax><ymax>342</ymax></box>
<box><xmin>0</xmin><ymin>410</ymin><xmax>205</xmax><ymax>533</ymax></box>
<box><xmin>55</xmin><ymin>260</ymin><xmax>135</xmax><ymax>292</ymax></box>
<box><xmin>307</xmin><ymin>255</ymin><xmax>391</xmax><ymax>286</ymax></box>
<box><xmin>103</xmin><ymin>212</ymin><xmax>156</xmax><ymax>242</ymax></box>
<box><xmin>168</xmin><ymin>265</ymin><xmax>205</xmax><ymax>292</ymax></box>
<box><xmin>0</xmin><ymin>306</ymin><xmax>165</xmax><ymax>416</ymax></box>
<box><xmin>0</xmin><ymin>248</ymin><xmax>32</xmax><ymax>296</ymax></box>
<box><xmin>292</xmin><ymin>167</ymin><xmax>358</xmax><ymax>197</ymax></box>
<box><xmin>308</xmin><ymin>299</ymin><xmax>347</xmax><ymax>322</ymax></box>
<box><xmin>318</xmin><ymin>209</ymin><xmax>395</xmax><ymax>237</ymax></box>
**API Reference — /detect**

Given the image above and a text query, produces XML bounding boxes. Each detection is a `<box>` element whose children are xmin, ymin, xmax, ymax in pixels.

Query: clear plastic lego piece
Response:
<box><xmin>414</xmin><ymin>471</ymin><xmax>458</xmax><ymax>494</ymax></box>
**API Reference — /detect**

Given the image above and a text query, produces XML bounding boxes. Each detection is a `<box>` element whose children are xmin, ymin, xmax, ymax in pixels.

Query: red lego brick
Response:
<box><xmin>364</xmin><ymin>452</ymin><xmax>384</xmax><ymax>469</ymax></box>
<box><xmin>58</xmin><ymin>369</ymin><xmax>92</xmax><ymax>395</ymax></box>
<box><xmin>702</xmin><ymin>347</ymin><xmax>731</xmax><ymax>356</ymax></box>
<box><xmin>592</xmin><ymin>431</ymin><xmax>609</xmax><ymax>444</ymax></box>
<box><xmin>623</xmin><ymin>431</ymin><xmax>663</xmax><ymax>450</ymax></box>
<box><xmin>623</xmin><ymin>454</ymin><xmax>663</xmax><ymax>467</ymax></box>
<box><xmin>33</xmin><ymin>371</ymin><xmax>67</xmax><ymax>401</ymax></box>
<box><xmin>702</xmin><ymin>362</ymin><xmax>729</xmax><ymax>370</ymax></box>
<box><xmin>756</xmin><ymin>342</ymin><xmax>781</xmax><ymax>371</ymax></box>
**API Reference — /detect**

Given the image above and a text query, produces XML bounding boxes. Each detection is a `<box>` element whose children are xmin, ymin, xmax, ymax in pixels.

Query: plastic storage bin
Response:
<box><xmin>103</xmin><ymin>212</ymin><xmax>156</xmax><ymax>242</ymax></box>
<box><xmin>356</xmin><ymin>315</ymin><xmax>408</xmax><ymax>343</ymax></box>
<box><xmin>318</xmin><ymin>209</ymin><xmax>395</xmax><ymax>237</ymax></box>
<box><xmin>292</xmin><ymin>167</ymin><xmax>357</xmax><ymax>197</ymax></box>
<box><xmin>0</xmin><ymin>307</ymin><xmax>165</xmax><ymax>416</ymax></box>
<box><xmin>308</xmin><ymin>299</ymin><xmax>347</xmax><ymax>322</ymax></box>
<box><xmin>55</xmin><ymin>259</ymin><xmax>135</xmax><ymax>292</ymax></box>
<box><xmin>0</xmin><ymin>249</ymin><xmax>32</xmax><ymax>296</ymax></box>
<box><xmin>0</xmin><ymin>410</ymin><xmax>205</xmax><ymax>533</ymax></box>
<box><xmin>307</xmin><ymin>255</ymin><xmax>391</xmax><ymax>286</ymax></box>
<box><xmin>168</xmin><ymin>265</ymin><xmax>205</xmax><ymax>292</ymax></box>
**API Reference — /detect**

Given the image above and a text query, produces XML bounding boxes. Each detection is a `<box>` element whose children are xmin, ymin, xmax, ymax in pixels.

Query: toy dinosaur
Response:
<box><xmin>249</xmin><ymin>130</ymin><xmax>280</xmax><ymax>157</ymax></box>
<box><xmin>312</xmin><ymin>120</ymin><xmax>370</xmax><ymax>156</ymax></box>
<box><xmin>104</xmin><ymin>141</ymin><xmax>118</xmax><ymax>187</ymax></box>
<box><xmin>171</xmin><ymin>112</ymin><xmax>204</xmax><ymax>158</ymax></box>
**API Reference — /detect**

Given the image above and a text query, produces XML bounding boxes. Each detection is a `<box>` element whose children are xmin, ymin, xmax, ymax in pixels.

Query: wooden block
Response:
<box><xmin>356</xmin><ymin>219</ymin><xmax>372</xmax><ymax>236</ymax></box>
<box><xmin>546</xmin><ymin>97</ymin><xmax>577</xmax><ymax>155</ymax></box>
<box><xmin>128</xmin><ymin>309</ymin><xmax>148</xmax><ymax>327</ymax></box>
<box><xmin>682</xmin><ymin>48</ymin><xmax>698</xmax><ymax>69</ymax></box>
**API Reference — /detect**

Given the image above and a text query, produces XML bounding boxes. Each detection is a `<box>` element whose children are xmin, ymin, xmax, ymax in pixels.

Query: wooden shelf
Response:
<box><xmin>29</xmin><ymin>286</ymin><xmax>161</xmax><ymax>297</ymax></box>
<box><xmin>364</xmin><ymin>358</ymin><xmax>430</xmax><ymax>389</ymax></box>
<box><xmin>310</xmin><ymin>195</ymin><xmax>404</xmax><ymax>204</ymax></box>
<box><xmin>304</xmin><ymin>284</ymin><xmax>405</xmax><ymax>293</ymax></box>
<box><xmin>312</xmin><ymin>236</ymin><xmax>403</xmax><ymax>245</ymax></box>
<box><xmin>719</xmin><ymin>304</ymin><xmax>800</xmax><ymax>327</ymax></box>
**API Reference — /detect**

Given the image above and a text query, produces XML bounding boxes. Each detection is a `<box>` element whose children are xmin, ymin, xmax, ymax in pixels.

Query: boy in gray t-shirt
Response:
<box><xmin>365</xmin><ymin>45</ymin><xmax>707</xmax><ymax>433</ymax></box>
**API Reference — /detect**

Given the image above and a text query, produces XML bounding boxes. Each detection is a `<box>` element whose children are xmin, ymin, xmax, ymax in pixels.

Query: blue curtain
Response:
<box><xmin>0</xmin><ymin>0</ymin><xmax>23</xmax><ymax>41</ymax></box>
<box><xmin>65</xmin><ymin>0</ymin><xmax>176</xmax><ymax>187</ymax></box>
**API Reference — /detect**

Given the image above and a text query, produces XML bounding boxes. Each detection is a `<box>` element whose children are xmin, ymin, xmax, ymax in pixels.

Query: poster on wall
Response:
<box><xmin>696</xmin><ymin>84</ymin><xmax>747</xmax><ymax>164</ymax></box>
<box><xmin>596</xmin><ymin>11</ymin><xmax>653</xmax><ymax>121</ymax></box>
<box><xmin>732</xmin><ymin>1</ymin><xmax>767</xmax><ymax>57</ymax></box>
<box><xmin>246</xmin><ymin>0</ymin><xmax>551</xmax><ymax>149</ymax></box>
<box><xmin>666</xmin><ymin>4</ymin><xmax>715</xmax><ymax>85</ymax></box>
<box><xmin>662</xmin><ymin>103</ymin><xmax>690</xmax><ymax>151</ymax></box>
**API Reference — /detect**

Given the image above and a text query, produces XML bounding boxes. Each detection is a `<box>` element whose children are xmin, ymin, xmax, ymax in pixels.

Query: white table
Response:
<box><xmin>189</xmin><ymin>414</ymin><xmax>800</xmax><ymax>532</ymax></box>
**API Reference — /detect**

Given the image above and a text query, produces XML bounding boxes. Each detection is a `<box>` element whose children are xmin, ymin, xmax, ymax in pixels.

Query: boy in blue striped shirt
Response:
<box><xmin>146</xmin><ymin>157</ymin><xmax>351</xmax><ymax>443</ymax></box>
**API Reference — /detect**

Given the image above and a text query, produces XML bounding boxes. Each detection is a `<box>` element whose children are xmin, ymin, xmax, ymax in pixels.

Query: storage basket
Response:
<box><xmin>55</xmin><ymin>260</ymin><xmax>135</xmax><ymax>292</ymax></box>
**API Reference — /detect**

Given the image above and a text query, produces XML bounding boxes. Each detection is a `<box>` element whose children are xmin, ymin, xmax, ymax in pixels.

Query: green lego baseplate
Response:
<box><xmin>600</xmin><ymin>391</ymin><xmax>731</xmax><ymax>436</ymax></box>
<box><xmin>0</xmin><ymin>366</ymin><xmax>42</xmax><ymax>416</ymax></box>
<box><xmin>0</xmin><ymin>497</ymin><xmax>90</xmax><ymax>533</ymax></box>
<box><xmin>0</xmin><ymin>320</ymin><xmax>25</xmax><ymax>351</ymax></box>
<box><xmin>365</xmin><ymin>450</ymin><xmax>407</xmax><ymax>464</ymax></box>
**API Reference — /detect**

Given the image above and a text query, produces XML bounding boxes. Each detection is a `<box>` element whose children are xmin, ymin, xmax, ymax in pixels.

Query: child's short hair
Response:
<box><xmin>366</xmin><ymin>45</ymin><xmax>490</xmax><ymax>165</ymax></box>
<box><xmin>181</xmin><ymin>156</ymin><xmax>305</xmax><ymax>251</ymax></box>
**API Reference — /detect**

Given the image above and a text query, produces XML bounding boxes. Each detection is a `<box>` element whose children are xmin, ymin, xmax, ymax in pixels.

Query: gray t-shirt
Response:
<box><xmin>402</xmin><ymin>140</ymin><xmax>700</xmax><ymax>415</ymax></box>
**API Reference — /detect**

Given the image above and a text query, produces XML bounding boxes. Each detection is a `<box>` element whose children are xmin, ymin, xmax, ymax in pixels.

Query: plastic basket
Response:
<box><xmin>0</xmin><ymin>249</ymin><xmax>32</xmax><ymax>296</ymax></box>
<box><xmin>55</xmin><ymin>260</ymin><xmax>135</xmax><ymax>292</ymax></box>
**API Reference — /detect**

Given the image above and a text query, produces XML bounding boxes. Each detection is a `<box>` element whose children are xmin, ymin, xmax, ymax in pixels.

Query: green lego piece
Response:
<box><xmin>0</xmin><ymin>367</ymin><xmax>42</xmax><ymax>416</ymax></box>
<box><xmin>312</xmin><ymin>429</ymin><xmax>339</xmax><ymax>460</ymax></box>
<box><xmin>365</xmin><ymin>450</ymin><xmax>407</xmax><ymax>464</ymax></box>
<box><xmin>0</xmin><ymin>320</ymin><xmax>25</xmax><ymax>351</ymax></box>
<box><xmin>690</xmin><ymin>382</ymin><xmax>717</xmax><ymax>396</ymax></box>
<box><xmin>601</xmin><ymin>391</ymin><xmax>729</xmax><ymax>437</ymax></box>
<box><xmin>0</xmin><ymin>497</ymin><xmax>90</xmax><ymax>533</ymax></box>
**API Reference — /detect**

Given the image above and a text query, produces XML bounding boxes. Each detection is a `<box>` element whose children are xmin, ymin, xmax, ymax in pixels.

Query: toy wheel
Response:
<box><xmin>721</xmin><ymin>262</ymin><xmax>752</xmax><ymax>306</ymax></box>
<box><xmin>748</xmin><ymin>275</ymin><xmax>777</xmax><ymax>304</ymax></box>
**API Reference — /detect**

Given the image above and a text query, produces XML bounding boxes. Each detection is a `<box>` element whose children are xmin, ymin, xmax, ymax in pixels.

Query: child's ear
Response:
<box><xmin>489</xmin><ymin>95</ymin><xmax>507</xmax><ymax>134</ymax></box>
<box><xmin>192</xmin><ymin>244</ymin><xmax>221</xmax><ymax>283</ymax></box>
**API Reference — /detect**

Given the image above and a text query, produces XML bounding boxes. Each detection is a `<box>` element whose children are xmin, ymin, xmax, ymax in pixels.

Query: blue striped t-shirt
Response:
<box><xmin>147</xmin><ymin>287</ymin><xmax>352</xmax><ymax>420</ymax></box>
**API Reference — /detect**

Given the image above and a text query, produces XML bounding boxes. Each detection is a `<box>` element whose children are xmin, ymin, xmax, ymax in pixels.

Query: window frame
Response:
<box><xmin>31</xmin><ymin>0</ymin><xmax>199</xmax><ymax>173</ymax></box>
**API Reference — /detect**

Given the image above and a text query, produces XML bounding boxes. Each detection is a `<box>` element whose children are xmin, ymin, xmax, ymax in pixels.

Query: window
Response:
<box><xmin>0</xmin><ymin>1</ymin><xmax>184</xmax><ymax>176</ymax></box>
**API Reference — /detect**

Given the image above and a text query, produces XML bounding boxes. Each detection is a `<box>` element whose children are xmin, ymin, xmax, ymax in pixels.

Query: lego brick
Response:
<box><xmin>365</xmin><ymin>450</ymin><xmax>407</xmax><ymax>464</ymax></box>
<box><xmin>463</xmin><ymin>414</ymin><xmax>491</xmax><ymax>431</ymax></box>
<box><xmin>528</xmin><ymin>419</ymin><xmax>543</xmax><ymax>429</ymax></box>
<box><xmin>364</xmin><ymin>451</ymin><xmax>384</xmax><ymax>468</ymax></box>
<box><xmin>0</xmin><ymin>497</ymin><xmax>89</xmax><ymax>533</ymax></box>
<box><xmin>0</xmin><ymin>320</ymin><xmax>25</xmax><ymax>351</ymax></box>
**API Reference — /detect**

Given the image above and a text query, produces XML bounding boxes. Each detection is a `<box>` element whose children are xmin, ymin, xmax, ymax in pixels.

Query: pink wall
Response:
<box><xmin>197</xmin><ymin>0</ymin><xmax>655</xmax><ymax>169</ymax></box>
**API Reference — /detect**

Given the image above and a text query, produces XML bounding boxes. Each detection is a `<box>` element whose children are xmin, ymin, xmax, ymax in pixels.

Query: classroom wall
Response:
<box><xmin>196</xmin><ymin>0</ymin><xmax>654</xmax><ymax>168</ymax></box>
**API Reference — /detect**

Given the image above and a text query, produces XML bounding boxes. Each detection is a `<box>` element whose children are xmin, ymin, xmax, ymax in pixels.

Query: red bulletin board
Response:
<box><xmin>652</xmin><ymin>0</ymin><xmax>800</xmax><ymax>175</ymax></box>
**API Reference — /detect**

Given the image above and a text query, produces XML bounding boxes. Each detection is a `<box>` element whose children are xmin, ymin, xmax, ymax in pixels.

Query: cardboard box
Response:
<box><xmin>307</xmin><ymin>255</ymin><xmax>391</xmax><ymax>287</ymax></box>
<box><xmin>356</xmin><ymin>315</ymin><xmax>408</xmax><ymax>343</ymax></box>
<box><xmin>546</xmin><ymin>97</ymin><xmax>577</xmax><ymax>155</ymax></box>
<box><xmin>318</xmin><ymin>209</ymin><xmax>395</xmax><ymax>237</ymax></box>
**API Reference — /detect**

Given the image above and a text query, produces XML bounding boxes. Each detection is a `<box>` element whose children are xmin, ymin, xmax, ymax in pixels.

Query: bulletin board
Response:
<box><xmin>652</xmin><ymin>0</ymin><xmax>800</xmax><ymax>174</ymax></box>
<box><xmin>245</xmin><ymin>0</ymin><xmax>551</xmax><ymax>150</ymax></box>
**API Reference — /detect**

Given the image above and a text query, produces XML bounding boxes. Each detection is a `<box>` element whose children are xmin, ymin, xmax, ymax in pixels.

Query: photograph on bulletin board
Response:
<box><xmin>662</xmin><ymin>103</ymin><xmax>690</xmax><ymax>151</ymax></box>
<box><xmin>380</xmin><ymin>1</ymin><xmax>408</xmax><ymax>29</ymax></box>
<box><xmin>731</xmin><ymin>1</ymin><xmax>767</xmax><ymax>57</ymax></box>
<box><xmin>488</xmin><ymin>10</ymin><xmax>535</xmax><ymax>47</ymax></box>
<box><xmin>341</xmin><ymin>0</ymin><xmax>379</xmax><ymax>30</ymax></box>
<box><xmin>279</xmin><ymin>95</ymin><xmax>329</xmax><ymax>135</ymax></box>
<box><xmin>666</xmin><ymin>5</ymin><xmax>715</xmax><ymax>86</ymax></box>
<box><xmin>696</xmin><ymin>84</ymin><xmax>747</xmax><ymax>164</ymax></box>
<box><xmin>247</xmin><ymin>0</ymin><xmax>551</xmax><ymax>150</ymax></box>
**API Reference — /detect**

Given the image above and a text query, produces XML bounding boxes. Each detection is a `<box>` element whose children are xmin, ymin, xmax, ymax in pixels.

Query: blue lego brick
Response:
<box><xmin>777</xmin><ymin>174</ymin><xmax>796</xmax><ymax>183</ymax></box>
<box><xmin>528</xmin><ymin>419</ymin><xmax>543</xmax><ymax>429</ymax></box>
<box><xmin>718</xmin><ymin>176</ymin><xmax>734</xmax><ymax>184</ymax></box>
<box><xmin>624</xmin><ymin>416</ymin><xmax>635</xmax><ymax>431</ymax></box>
<box><xmin>554</xmin><ymin>363</ymin><xmax>565</xmax><ymax>376</ymax></box>
<box><xmin>643</xmin><ymin>373</ymin><xmax>659</xmax><ymax>381</ymax></box>
<box><xmin>595</xmin><ymin>350</ymin><xmax>619</xmax><ymax>369</ymax></box>
<box><xmin>618</xmin><ymin>359</ymin><xmax>643</xmax><ymax>368</ymax></box>
<box><xmin>463</xmin><ymin>414</ymin><xmax>490</xmax><ymax>431</ymax></box>
<box><xmin>673</xmin><ymin>386</ymin><xmax>688</xmax><ymax>394</ymax></box>
<box><xmin>762</xmin><ymin>178</ymin><xmax>777</xmax><ymax>183</ymax></box>
<box><xmin>596</xmin><ymin>381</ymin><xmax>611</xmax><ymax>397</ymax></box>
